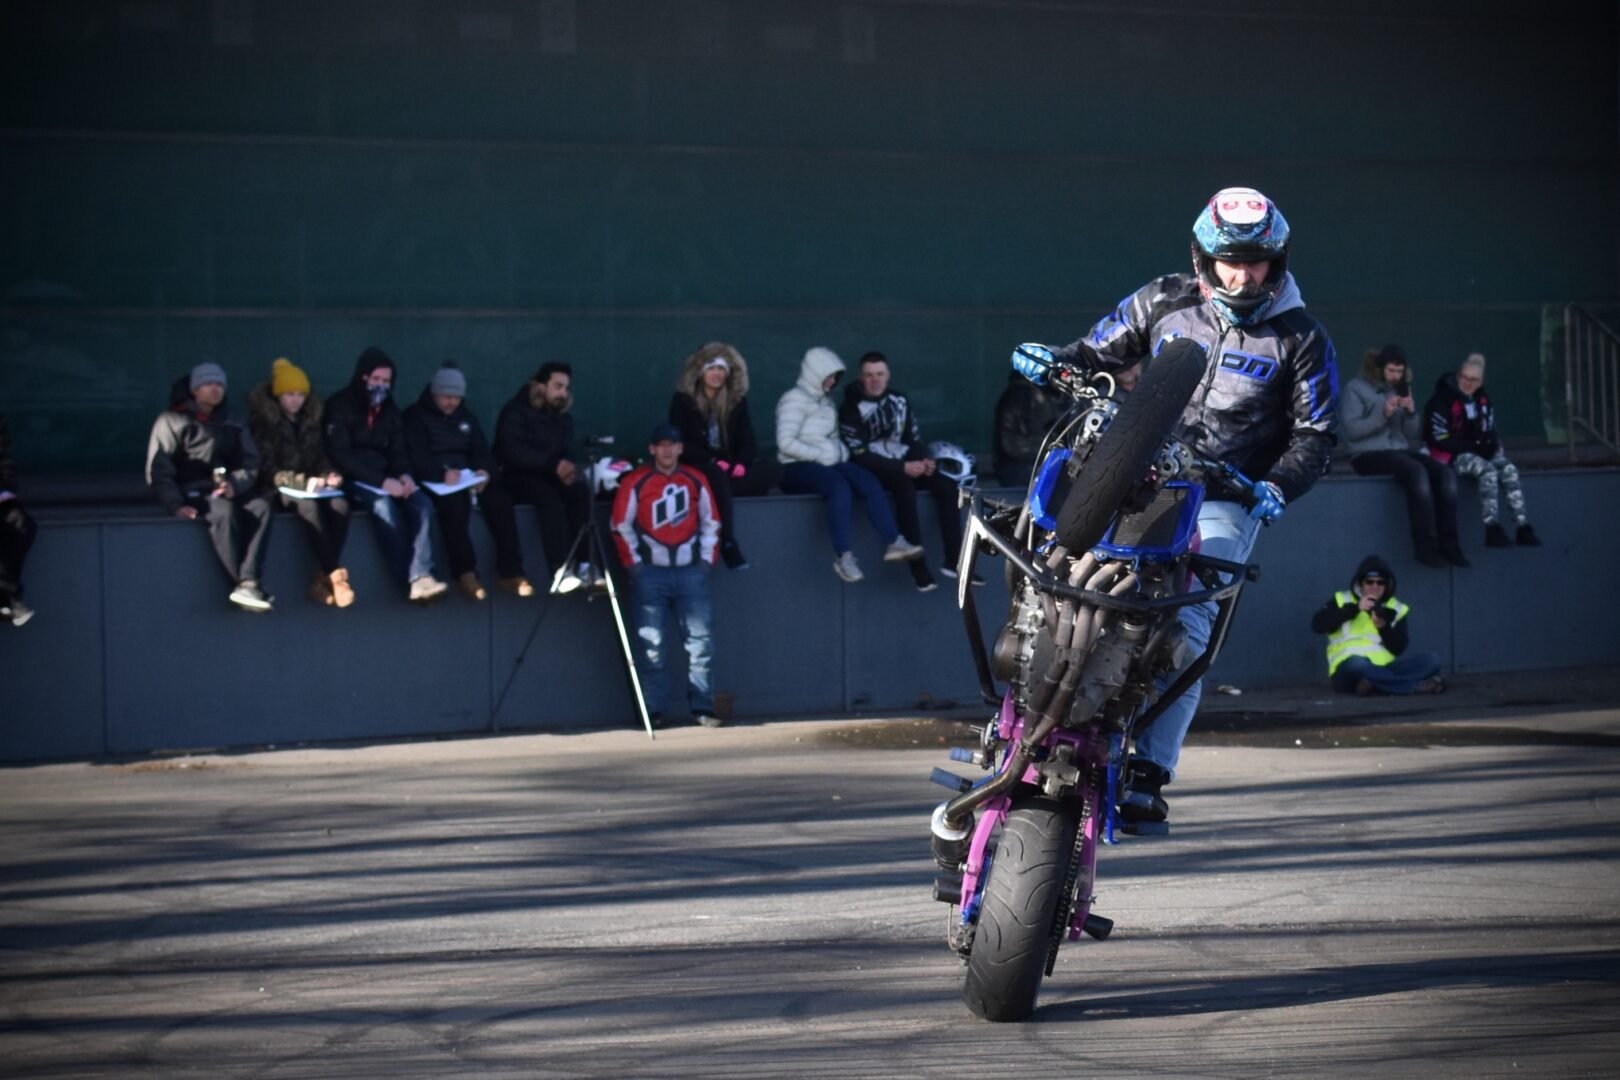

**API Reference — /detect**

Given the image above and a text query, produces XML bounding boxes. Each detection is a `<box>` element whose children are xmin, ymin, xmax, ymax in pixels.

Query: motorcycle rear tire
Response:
<box><xmin>1053</xmin><ymin>346</ymin><xmax>1207</xmax><ymax>555</ymax></box>
<box><xmin>961</xmin><ymin>796</ymin><xmax>1081</xmax><ymax>1022</ymax></box>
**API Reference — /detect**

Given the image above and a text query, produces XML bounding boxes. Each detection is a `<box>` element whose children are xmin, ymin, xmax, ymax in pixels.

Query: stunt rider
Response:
<box><xmin>1012</xmin><ymin>186</ymin><xmax>1340</xmax><ymax>828</ymax></box>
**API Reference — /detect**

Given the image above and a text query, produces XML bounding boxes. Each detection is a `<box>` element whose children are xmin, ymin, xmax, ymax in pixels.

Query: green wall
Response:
<box><xmin>3</xmin><ymin>0</ymin><xmax>1616</xmax><ymax>474</ymax></box>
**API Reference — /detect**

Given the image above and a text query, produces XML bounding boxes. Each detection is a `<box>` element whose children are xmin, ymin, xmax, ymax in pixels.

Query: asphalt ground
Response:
<box><xmin>2</xmin><ymin>665</ymin><xmax>1617</xmax><ymax>1079</ymax></box>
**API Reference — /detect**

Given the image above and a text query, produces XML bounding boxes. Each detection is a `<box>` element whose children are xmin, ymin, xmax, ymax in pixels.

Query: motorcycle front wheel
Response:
<box><xmin>961</xmin><ymin>796</ymin><xmax>1081</xmax><ymax>1022</ymax></box>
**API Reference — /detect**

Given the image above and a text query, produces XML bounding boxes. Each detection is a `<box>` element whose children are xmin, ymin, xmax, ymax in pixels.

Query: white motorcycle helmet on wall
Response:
<box><xmin>928</xmin><ymin>441</ymin><xmax>977</xmax><ymax>490</ymax></box>
<box><xmin>591</xmin><ymin>458</ymin><xmax>634</xmax><ymax>495</ymax></box>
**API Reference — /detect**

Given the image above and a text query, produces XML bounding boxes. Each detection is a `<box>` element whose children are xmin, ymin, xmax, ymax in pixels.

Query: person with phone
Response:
<box><xmin>1341</xmin><ymin>344</ymin><xmax>1466</xmax><ymax>569</ymax></box>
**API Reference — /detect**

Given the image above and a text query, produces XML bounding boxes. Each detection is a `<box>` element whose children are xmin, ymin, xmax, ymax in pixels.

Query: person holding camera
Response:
<box><xmin>1341</xmin><ymin>344</ymin><xmax>1465</xmax><ymax>569</ymax></box>
<box><xmin>1311</xmin><ymin>555</ymin><xmax>1444</xmax><ymax>695</ymax></box>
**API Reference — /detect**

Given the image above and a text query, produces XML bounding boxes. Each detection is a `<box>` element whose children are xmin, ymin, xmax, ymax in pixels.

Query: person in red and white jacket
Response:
<box><xmin>611</xmin><ymin>425</ymin><xmax>723</xmax><ymax>728</ymax></box>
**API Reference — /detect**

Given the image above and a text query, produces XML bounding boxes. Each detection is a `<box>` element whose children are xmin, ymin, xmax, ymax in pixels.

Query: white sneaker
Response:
<box><xmin>883</xmin><ymin>537</ymin><xmax>925</xmax><ymax>562</ymax></box>
<box><xmin>832</xmin><ymin>552</ymin><xmax>863</xmax><ymax>583</ymax></box>
<box><xmin>8</xmin><ymin>598</ymin><xmax>35</xmax><ymax>627</ymax></box>
<box><xmin>409</xmin><ymin>575</ymin><xmax>448</xmax><ymax>602</ymax></box>
<box><xmin>551</xmin><ymin>564</ymin><xmax>585</xmax><ymax>595</ymax></box>
<box><xmin>228</xmin><ymin>581</ymin><xmax>274</xmax><ymax>612</ymax></box>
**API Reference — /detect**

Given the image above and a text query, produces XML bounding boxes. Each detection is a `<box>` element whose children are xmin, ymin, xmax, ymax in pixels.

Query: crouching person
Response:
<box><xmin>145</xmin><ymin>362</ymin><xmax>275</xmax><ymax>611</ymax></box>
<box><xmin>611</xmin><ymin>425</ymin><xmax>722</xmax><ymax>729</ymax></box>
<box><xmin>1311</xmin><ymin>555</ymin><xmax>1444</xmax><ymax>696</ymax></box>
<box><xmin>249</xmin><ymin>358</ymin><xmax>355</xmax><ymax>607</ymax></box>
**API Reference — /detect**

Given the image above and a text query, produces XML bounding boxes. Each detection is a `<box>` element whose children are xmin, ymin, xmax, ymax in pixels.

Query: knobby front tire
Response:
<box><xmin>961</xmin><ymin>797</ymin><xmax>1081</xmax><ymax>1022</ymax></box>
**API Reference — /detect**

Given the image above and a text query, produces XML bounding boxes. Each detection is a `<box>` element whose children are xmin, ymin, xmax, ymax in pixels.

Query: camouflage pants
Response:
<box><xmin>1452</xmin><ymin>450</ymin><xmax>1528</xmax><ymax>526</ymax></box>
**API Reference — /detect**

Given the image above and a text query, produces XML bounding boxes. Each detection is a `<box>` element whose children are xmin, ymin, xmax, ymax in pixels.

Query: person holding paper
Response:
<box><xmin>144</xmin><ymin>362</ymin><xmax>276</xmax><ymax>612</ymax></box>
<box><xmin>248</xmin><ymin>358</ymin><xmax>355</xmax><ymax>608</ymax></box>
<box><xmin>324</xmin><ymin>346</ymin><xmax>448</xmax><ymax>604</ymax></box>
<box><xmin>402</xmin><ymin>363</ymin><xmax>533</xmax><ymax>601</ymax></box>
<box><xmin>0</xmin><ymin>413</ymin><xmax>38</xmax><ymax>627</ymax></box>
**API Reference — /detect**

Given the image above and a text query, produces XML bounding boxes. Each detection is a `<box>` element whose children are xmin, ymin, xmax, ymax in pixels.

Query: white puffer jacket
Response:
<box><xmin>775</xmin><ymin>347</ymin><xmax>848</xmax><ymax>466</ymax></box>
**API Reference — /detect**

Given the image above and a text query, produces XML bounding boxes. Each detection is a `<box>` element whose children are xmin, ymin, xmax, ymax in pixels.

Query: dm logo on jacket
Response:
<box><xmin>650</xmin><ymin>484</ymin><xmax>691</xmax><ymax>530</ymax></box>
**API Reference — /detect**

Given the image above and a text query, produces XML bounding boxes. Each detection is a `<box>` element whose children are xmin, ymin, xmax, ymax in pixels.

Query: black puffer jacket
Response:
<box><xmin>402</xmin><ymin>386</ymin><xmax>497</xmax><ymax>481</ymax></box>
<box><xmin>1050</xmin><ymin>272</ymin><xmax>1339</xmax><ymax>504</ymax></box>
<box><xmin>668</xmin><ymin>342</ymin><xmax>760</xmax><ymax>469</ymax></box>
<box><xmin>494</xmin><ymin>382</ymin><xmax>574</xmax><ymax>478</ymax></box>
<box><xmin>144</xmin><ymin>376</ymin><xmax>261</xmax><ymax>513</ymax></box>
<box><xmin>992</xmin><ymin>373</ymin><xmax>1072</xmax><ymax>470</ymax></box>
<box><xmin>0</xmin><ymin>414</ymin><xmax>17</xmax><ymax>494</ymax></box>
<box><xmin>324</xmin><ymin>347</ymin><xmax>411</xmax><ymax>487</ymax></box>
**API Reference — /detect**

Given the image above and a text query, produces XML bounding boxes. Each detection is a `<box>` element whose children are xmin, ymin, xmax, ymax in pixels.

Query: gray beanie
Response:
<box><xmin>189</xmin><ymin>361</ymin><xmax>227</xmax><ymax>392</ymax></box>
<box><xmin>430</xmin><ymin>364</ymin><xmax>467</xmax><ymax>397</ymax></box>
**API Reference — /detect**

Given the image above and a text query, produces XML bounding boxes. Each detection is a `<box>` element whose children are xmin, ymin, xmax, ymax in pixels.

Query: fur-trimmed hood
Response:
<box><xmin>1359</xmin><ymin>346</ymin><xmax>1415</xmax><ymax>389</ymax></box>
<box><xmin>676</xmin><ymin>342</ymin><xmax>750</xmax><ymax>400</ymax></box>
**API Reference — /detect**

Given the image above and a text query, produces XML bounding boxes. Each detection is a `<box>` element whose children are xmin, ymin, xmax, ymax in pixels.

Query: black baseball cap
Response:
<box><xmin>648</xmin><ymin>424</ymin><xmax>682</xmax><ymax>444</ymax></box>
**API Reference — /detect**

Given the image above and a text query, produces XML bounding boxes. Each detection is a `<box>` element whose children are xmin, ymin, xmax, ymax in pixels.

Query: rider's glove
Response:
<box><xmin>1249</xmin><ymin>481</ymin><xmax>1286</xmax><ymax>525</ymax></box>
<box><xmin>1011</xmin><ymin>343</ymin><xmax>1055</xmax><ymax>386</ymax></box>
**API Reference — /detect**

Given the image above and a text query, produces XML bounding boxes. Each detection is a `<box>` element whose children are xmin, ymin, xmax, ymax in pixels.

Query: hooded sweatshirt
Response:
<box><xmin>775</xmin><ymin>347</ymin><xmax>848</xmax><ymax>467</ymax></box>
<box><xmin>1340</xmin><ymin>350</ymin><xmax>1422</xmax><ymax>457</ymax></box>
<box><xmin>1421</xmin><ymin>372</ymin><xmax>1498</xmax><ymax>464</ymax></box>
<box><xmin>1309</xmin><ymin>554</ymin><xmax>1411</xmax><ymax>672</ymax></box>
<box><xmin>669</xmin><ymin>342</ymin><xmax>759</xmax><ymax>469</ymax></box>
<box><xmin>324</xmin><ymin>347</ymin><xmax>411</xmax><ymax>488</ymax></box>
<box><xmin>145</xmin><ymin>375</ymin><xmax>260</xmax><ymax>513</ymax></box>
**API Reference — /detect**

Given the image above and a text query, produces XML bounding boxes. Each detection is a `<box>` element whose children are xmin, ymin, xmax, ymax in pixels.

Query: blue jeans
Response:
<box><xmin>632</xmin><ymin>564</ymin><xmax>714</xmax><ymax>715</ymax></box>
<box><xmin>347</xmin><ymin>486</ymin><xmax>436</xmax><ymax>585</ymax></box>
<box><xmin>1331</xmin><ymin>653</ymin><xmax>1443</xmax><ymax>695</ymax></box>
<box><xmin>1138</xmin><ymin>500</ymin><xmax>1262</xmax><ymax>780</ymax></box>
<box><xmin>779</xmin><ymin>461</ymin><xmax>901</xmax><ymax>555</ymax></box>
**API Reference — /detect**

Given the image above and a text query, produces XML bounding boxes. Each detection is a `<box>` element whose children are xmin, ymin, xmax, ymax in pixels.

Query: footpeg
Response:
<box><xmin>1082</xmin><ymin>913</ymin><xmax>1113</xmax><ymax>941</ymax></box>
<box><xmin>933</xmin><ymin>874</ymin><xmax>963</xmax><ymax>904</ymax></box>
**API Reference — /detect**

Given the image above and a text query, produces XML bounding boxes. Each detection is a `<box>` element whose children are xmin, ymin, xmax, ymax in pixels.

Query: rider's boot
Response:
<box><xmin>1119</xmin><ymin>758</ymin><xmax>1171</xmax><ymax>825</ymax></box>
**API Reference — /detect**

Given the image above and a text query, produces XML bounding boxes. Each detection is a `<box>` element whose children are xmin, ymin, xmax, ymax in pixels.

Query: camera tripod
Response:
<box><xmin>547</xmin><ymin>516</ymin><xmax>655</xmax><ymax>738</ymax></box>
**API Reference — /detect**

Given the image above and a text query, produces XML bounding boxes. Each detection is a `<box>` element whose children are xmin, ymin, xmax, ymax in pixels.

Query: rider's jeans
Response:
<box><xmin>1136</xmin><ymin>499</ymin><xmax>1261</xmax><ymax>780</ymax></box>
<box><xmin>631</xmin><ymin>563</ymin><xmax>715</xmax><ymax>716</ymax></box>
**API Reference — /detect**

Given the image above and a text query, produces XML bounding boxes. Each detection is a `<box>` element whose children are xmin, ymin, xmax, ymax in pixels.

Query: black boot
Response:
<box><xmin>1485</xmin><ymin>522</ymin><xmax>1513</xmax><ymax>548</ymax></box>
<box><xmin>1119</xmin><ymin>758</ymin><xmax>1170</xmax><ymax>825</ymax></box>
<box><xmin>1515</xmin><ymin>523</ymin><xmax>1543</xmax><ymax>547</ymax></box>
<box><xmin>1440</xmin><ymin>541</ymin><xmax>1471</xmax><ymax>568</ymax></box>
<box><xmin>720</xmin><ymin>538</ymin><xmax>750</xmax><ymax>570</ymax></box>
<box><xmin>1414</xmin><ymin>539</ymin><xmax>1448</xmax><ymax>569</ymax></box>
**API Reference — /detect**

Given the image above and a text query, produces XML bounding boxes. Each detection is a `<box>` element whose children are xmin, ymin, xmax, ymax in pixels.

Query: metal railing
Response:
<box><xmin>1564</xmin><ymin>303</ymin><xmax>1620</xmax><ymax>462</ymax></box>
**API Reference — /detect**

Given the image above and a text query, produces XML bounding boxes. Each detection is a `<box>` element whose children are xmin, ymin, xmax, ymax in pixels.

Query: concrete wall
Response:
<box><xmin>3</xmin><ymin>470</ymin><xmax>1618</xmax><ymax>762</ymax></box>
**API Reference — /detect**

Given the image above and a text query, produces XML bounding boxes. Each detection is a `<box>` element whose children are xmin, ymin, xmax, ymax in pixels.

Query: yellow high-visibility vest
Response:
<box><xmin>1324</xmin><ymin>589</ymin><xmax>1409</xmax><ymax>676</ymax></box>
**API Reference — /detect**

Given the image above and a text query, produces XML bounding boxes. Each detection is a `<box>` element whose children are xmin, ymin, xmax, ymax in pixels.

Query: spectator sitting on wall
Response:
<box><xmin>248</xmin><ymin>358</ymin><xmax>355</xmax><ymax>608</ymax></box>
<box><xmin>838</xmin><ymin>350</ymin><xmax>970</xmax><ymax>593</ymax></box>
<box><xmin>1310</xmin><ymin>554</ymin><xmax>1444</xmax><ymax>695</ymax></box>
<box><xmin>669</xmin><ymin>342</ymin><xmax>777</xmax><ymax>571</ymax></box>
<box><xmin>144</xmin><ymin>362</ymin><xmax>276</xmax><ymax>612</ymax></box>
<box><xmin>1421</xmin><ymin>352</ymin><xmax>1542</xmax><ymax>549</ymax></box>
<box><xmin>991</xmin><ymin>369</ymin><xmax>1072</xmax><ymax>489</ymax></box>
<box><xmin>775</xmin><ymin>346</ymin><xmax>923</xmax><ymax>583</ymax></box>
<box><xmin>324</xmin><ymin>346</ymin><xmax>448</xmax><ymax>604</ymax></box>
<box><xmin>611</xmin><ymin>424</ymin><xmax>723</xmax><ymax>729</ymax></box>
<box><xmin>0</xmin><ymin>413</ymin><xmax>39</xmax><ymax>627</ymax></box>
<box><xmin>403</xmin><ymin>362</ymin><xmax>534</xmax><ymax>601</ymax></box>
<box><xmin>495</xmin><ymin>362</ymin><xmax>594</xmax><ymax>594</ymax></box>
<box><xmin>1340</xmin><ymin>344</ymin><xmax>1466</xmax><ymax>569</ymax></box>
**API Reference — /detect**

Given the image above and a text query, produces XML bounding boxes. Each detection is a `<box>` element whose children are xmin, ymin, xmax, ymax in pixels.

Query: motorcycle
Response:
<box><xmin>928</xmin><ymin>345</ymin><xmax>1264</xmax><ymax>1022</ymax></box>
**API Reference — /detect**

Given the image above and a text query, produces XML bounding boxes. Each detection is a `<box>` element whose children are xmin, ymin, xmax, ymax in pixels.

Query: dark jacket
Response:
<box><xmin>247</xmin><ymin>382</ymin><xmax>334</xmax><ymax>491</ymax></box>
<box><xmin>992</xmin><ymin>372</ymin><xmax>1071</xmax><ymax>470</ymax></box>
<box><xmin>144</xmin><ymin>376</ymin><xmax>261</xmax><ymax>514</ymax></box>
<box><xmin>402</xmin><ymin>387</ymin><xmax>497</xmax><ymax>481</ymax></box>
<box><xmin>323</xmin><ymin>348</ymin><xmax>411</xmax><ymax>488</ymax></box>
<box><xmin>1309</xmin><ymin>554</ymin><xmax>1410</xmax><ymax>656</ymax></box>
<box><xmin>839</xmin><ymin>383</ymin><xmax>925</xmax><ymax>461</ymax></box>
<box><xmin>669</xmin><ymin>342</ymin><xmax>760</xmax><ymax>469</ymax></box>
<box><xmin>494</xmin><ymin>382</ymin><xmax>575</xmax><ymax>478</ymax></box>
<box><xmin>1421</xmin><ymin>373</ymin><xmax>1498</xmax><ymax>464</ymax></box>
<box><xmin>1051</xmin><ymin>271</ymin><xmax>1339</xmax><ymax>504</ymax></box>
<box><xmin>0</xmin><ymin>414</ymin><xmax>17</xmax><ymax>495</ymax></box>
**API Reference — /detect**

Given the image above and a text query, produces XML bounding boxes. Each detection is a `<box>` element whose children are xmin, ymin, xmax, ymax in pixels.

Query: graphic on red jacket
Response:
<box><xmin>610</xmin><ymin>464</ymin><xmax>720</xmax><ymax>567</ymax></box>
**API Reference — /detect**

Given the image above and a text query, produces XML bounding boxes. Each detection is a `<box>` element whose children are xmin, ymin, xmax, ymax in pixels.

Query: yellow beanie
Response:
<box><xmin>271</xmin><ymin>357</ymin><xmax>310</xmax><ymax>396</ymax></box>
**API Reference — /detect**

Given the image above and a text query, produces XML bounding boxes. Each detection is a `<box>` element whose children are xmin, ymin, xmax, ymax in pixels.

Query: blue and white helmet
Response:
<box><xmin>1190</xmin><ymin>186</ymin><xmax>1290</xmax><ymax>327</ymax></box>
<box><xmin>928</xmin><ymin>441</ymin><xmax>977</xmax><ymax>490</ymax></box>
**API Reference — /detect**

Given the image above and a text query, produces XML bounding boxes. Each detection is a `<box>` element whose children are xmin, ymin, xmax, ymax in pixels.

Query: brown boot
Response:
<box><xmin>457</xmin><ymin>571</ymin><xmax>488</xmax><ymax>601</ymax></box>
<box><xmin>329</xmin><ymin>568</ymin><xmax>355</xmax><ymax>609</ymax></box>
<box><xmin>308</xmin><ymin>571</ymin><xmax>334</xmax><ymax>606</ymax></box>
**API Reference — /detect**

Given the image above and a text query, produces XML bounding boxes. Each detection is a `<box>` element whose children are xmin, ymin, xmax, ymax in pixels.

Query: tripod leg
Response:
<box><xmin>588</xmin><ymin>524</ymin><xmax>656</xmax><ymax>740</ymax></box>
